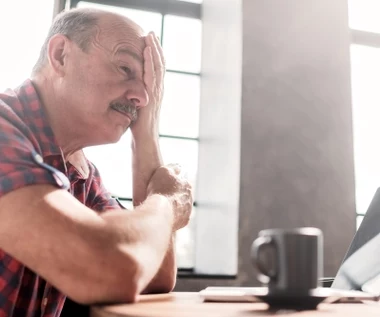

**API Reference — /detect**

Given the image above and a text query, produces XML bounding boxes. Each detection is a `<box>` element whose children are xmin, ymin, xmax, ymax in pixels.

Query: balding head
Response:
<box><xmin>32</xmin><ymin>7</ymin><xmax>144</xmax><ymax>75</ymax></box>
<box><xmin>91</xmin><ymin>10</ymin><xmax>145</xmax><ymax>63</ymax></box>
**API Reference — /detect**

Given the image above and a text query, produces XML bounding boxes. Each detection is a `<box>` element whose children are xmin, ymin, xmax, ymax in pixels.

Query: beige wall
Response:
<box><xmin>175</xmin><ymin>0</ymin><xmax>356</xmax><ymax>291</ymax></box>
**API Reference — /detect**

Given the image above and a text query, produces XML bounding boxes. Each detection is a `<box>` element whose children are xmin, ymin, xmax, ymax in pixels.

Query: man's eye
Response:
<box><xmin>120</xmin><ymin>66</ymin><xmax>132</xmax><ymax>76</ymax></box>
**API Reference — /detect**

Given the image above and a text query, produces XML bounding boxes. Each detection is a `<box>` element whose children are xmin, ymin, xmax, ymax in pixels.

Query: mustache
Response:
<box><xmin>110</xmin><ymin>102</ymin><xmax>138</xmax><ymax>122</ymax></box>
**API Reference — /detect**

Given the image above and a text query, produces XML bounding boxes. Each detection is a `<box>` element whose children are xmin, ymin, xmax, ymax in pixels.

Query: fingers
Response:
<box><xmin>167</xmin><ymin>163</ymin><xmax>181</xmax><ymax>175</ymax></box>
<box><xmin>143</xmin><ymin>46</ymin><xmax>155</xmax><ymax>89</ymax></box>
<box><xmin>145</xmin><ymin>32</ymin><xmax>165</xmax><ymax>78</ymax></box>
<box><xmin>152</xmin><ymin>34</ymin><xmax>165</xmax><ymax>70</ymax></box>
<box><xmin>166</xmin><ymin>163</ymin><xmax>193</xmax><ymax>199</ymax></box>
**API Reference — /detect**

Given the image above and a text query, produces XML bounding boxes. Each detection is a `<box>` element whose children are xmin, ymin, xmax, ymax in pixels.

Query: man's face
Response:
<box><xmin>61</xmin><ymin>15</ymin><xmax>148</xmax><ymax>145</ymax></box>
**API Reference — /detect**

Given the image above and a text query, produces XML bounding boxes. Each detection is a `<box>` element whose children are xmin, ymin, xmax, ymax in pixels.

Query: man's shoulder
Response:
<box><xmin>0</xmin><ymin>94</ymin><xmax>27</xmax><ymax>132</ymax></box>
<box><xmin>0</xmin><ymin>84</ymin><xmax>28</xmax><ymax>124</ymax></box>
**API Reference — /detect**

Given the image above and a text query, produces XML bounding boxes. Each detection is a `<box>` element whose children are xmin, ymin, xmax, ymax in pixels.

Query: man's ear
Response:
<box><xmin>47</xmin><ymin>34</ymin><xmax>70</xmax><ymax>77</ymax></box>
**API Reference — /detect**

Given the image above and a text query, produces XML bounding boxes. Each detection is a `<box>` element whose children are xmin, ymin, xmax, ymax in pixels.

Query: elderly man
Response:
<box><xmin>0</xmin><ymin>7</ymin><xmax>193</xmax><ymax>317</ymax></box>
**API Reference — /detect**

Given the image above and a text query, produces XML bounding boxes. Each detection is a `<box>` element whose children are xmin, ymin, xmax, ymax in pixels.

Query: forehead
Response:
<box><xmin>94</xmin><ymin>14</ymin><xmax>145</xmax><ymax>61</ymax></box>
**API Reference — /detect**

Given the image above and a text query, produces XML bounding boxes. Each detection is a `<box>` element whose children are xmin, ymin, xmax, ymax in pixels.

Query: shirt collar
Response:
<box><xmin>15</xmin><ymin>79</ymin><xmax>61</xmax><ymax>157</ymax></box>
<box><xmin>14</xmin><ymin>79</ymin><xmax>89</xmax><ymax>180</ymax></box>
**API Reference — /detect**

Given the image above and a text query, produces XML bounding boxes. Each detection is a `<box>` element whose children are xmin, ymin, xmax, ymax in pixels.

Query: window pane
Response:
<box><xmin>350</xmin><ymin>44</ymin><xmax>380</xmax><ymax>215</ymax></box>
<box><xmin>176</xmin><ymin>206</ymin><xmax>196</xmax><ymax>268</ymax></box>
<box><xmin>160</xmin><ymin>73</ymin><xmax>200</xmax><ymax>138</ymax></box>
<box><xmin>160</xmin><ymin>138</ymin><xmax>198</xmax><ymax>195</ymax></box>
<box><xmin>356</xmin><ymin>215</ymin><xmax>364</xmax><ymax>230</ymax></box>
<box><xmin>348</xmin><ymin>0</ymin><xmax>380</xmax><ymax>33</ymax></box>
<box><xmin>83</xmin><ymin>132</ymin><xmax>133</xmax><ymax>198</ymax></box>
<box><xmin>77</xmin><ymin>1</ymin><xmax>162</xmax><ymax>35</ymax></box>
<box><xmin>84</xmin><ymin>134</ymin><xmax>199</xmax><ymax>199</ymax></box>
<box><xmin>163</xmin><ymin>15</ymin><xmax>202</xmax><ymax>73</ymax></box>
<box><xmin>0</xmin><ymin>0</ymin><xmax>53</xmax><ymax>91</ymax></box>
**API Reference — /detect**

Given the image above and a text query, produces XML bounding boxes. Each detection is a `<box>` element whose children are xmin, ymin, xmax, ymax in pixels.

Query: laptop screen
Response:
<box><xmin>332</xmin><ymin>187</ymin><xmax>380</xmax><ymax>290</ymax></box>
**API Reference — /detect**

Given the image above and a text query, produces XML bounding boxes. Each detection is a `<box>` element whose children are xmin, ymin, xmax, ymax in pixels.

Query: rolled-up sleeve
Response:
<box><xmin>0</xmin><ymin>116</ymin><xmax>69</xmax><ymax>197</ymax></box>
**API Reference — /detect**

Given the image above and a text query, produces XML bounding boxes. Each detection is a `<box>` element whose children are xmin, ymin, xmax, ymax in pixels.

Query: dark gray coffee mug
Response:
<box><xmin>251</xmin><ymin>227</ymin><xmax>323</xmax><ymax>295</ymax></box>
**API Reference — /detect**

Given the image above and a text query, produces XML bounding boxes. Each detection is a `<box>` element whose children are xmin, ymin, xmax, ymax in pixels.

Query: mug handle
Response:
<box><xmin>251</xmin><ymin>236</ymin><xmax>277</xmax><ymax>284</ymax></box>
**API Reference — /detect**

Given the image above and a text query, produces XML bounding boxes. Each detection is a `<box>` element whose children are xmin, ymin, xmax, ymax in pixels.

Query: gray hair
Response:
<box><xmin>32</xmin><ymin>8</ymin><xmax>100</xmax><ymax>74</ymax></box>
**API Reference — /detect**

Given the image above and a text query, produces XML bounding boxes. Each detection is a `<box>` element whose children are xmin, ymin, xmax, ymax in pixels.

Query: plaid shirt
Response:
<box><xmin>0</xmin><ymin>79</ymin><xmax>122</xmax><ymax>317</ymax></box>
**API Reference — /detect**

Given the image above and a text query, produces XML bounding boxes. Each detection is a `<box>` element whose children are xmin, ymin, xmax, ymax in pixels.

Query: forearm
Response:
<box><xmin>142</xmin><ymin>235</ymin><xmax>176</xmax><ymax>294</ymax></box>
<box><xmin>132</xmin><ymin>133</ymin><xmax>163</xmax><ymax>206</ymax></box>
<box><xmin>0</xmin><ymin>185</ymin><xmax>174</xmax><ymax>304</ymax></box>
<box><xmin>131</xmin><ymin>135</ymin><xmax>178</xmax><ymax>293</ymax></box>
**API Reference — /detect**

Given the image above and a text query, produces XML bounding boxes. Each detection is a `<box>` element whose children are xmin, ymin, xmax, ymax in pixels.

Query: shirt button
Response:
<box><xmin>34</xmin><ymin>153</ymin><xmax>44</xmax><ymax>164</ymax></box>
<box><xmin>42</xmin><ymin>297</ymin><xmax>48</xmax><ymax>307</ymax></box>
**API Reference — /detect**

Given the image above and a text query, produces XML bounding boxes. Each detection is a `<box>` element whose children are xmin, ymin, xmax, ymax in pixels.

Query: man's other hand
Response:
<box><xmin>147</xmin><ymin>164</ymin><xmax>193</xmax><ymax>231</ymax></box>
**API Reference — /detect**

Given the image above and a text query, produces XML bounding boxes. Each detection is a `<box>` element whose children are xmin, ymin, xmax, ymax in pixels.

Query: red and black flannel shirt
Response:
<box><xmin>0</xmin><ymin>79</ymin><xmax>122</xmax><ymax>317</ymax></box>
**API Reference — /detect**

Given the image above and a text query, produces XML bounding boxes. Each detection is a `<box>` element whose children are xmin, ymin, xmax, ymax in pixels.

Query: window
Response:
<box><xmin>348</xmin><ymin>1</ymin><xmax>380</xmax><ymax>228</ymax></box>
<box><xmin>73</xmin><ymin>0</ymin><xmax>202</xmax><ymax>269</ymax></box>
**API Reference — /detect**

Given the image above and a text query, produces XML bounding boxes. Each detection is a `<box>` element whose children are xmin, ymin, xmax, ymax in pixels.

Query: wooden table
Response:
<box><xmin>90</xmin><ymin>292</ymin><xmax>380</xmax><ymax>317</ymax></box>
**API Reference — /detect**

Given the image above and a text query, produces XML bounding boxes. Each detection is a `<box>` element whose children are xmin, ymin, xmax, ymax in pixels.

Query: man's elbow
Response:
<box><xmin>143</xmin><ymin>271</ymin><xmax>177</xmax><ymax>294</ymax></box>
<box><xmin>156</xmin><ymin>279</ymin><xmax>176</xmax><ymax>294</ymax></box>
<box><xmin>160</xmin><ymin>273</ymin><xmax>177</xmax><ymax>293</ymax></box>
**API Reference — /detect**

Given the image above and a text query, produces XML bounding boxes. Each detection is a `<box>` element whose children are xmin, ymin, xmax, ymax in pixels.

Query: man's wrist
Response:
<box><xmin>131</xmin><ymin>133</ymin><xmax>160</xmax><ymax>152</ymax></box>
<box><xmin>147</xmin><ymin>193</ymin><xmax>175</xmax><ymax>230</ymax></box>
<box><xmin>132</xmin><ymin>128</ymin><xmax>159</xmax><ymax>141</ymax></box>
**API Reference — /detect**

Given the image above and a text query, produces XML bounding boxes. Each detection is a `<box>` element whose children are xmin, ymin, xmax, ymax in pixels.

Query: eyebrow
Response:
<box><xmin>116</xmin><ymin>48</ymin><xmax>143</xmax><ymax>63</ymax></box>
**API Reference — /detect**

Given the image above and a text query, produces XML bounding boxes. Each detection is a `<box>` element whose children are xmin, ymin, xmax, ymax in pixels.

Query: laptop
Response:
<box><xmin>332</xmin><ymin>188</ymin><xmax>380</xmax><ymax>294</ymax></box>
<box><xmin>200</xmin><ymin>188</ymin><xmax>380</xmax><ymax>303</ymax></box>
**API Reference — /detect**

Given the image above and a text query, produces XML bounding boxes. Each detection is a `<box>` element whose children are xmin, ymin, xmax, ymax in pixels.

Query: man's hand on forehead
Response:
<box><xmin>144</xmin><ymin>31</ymin><xmax>165</xmax><ymax>70</ymax></box>
<box><xmin>141</xmin><ymin>31</ymin><xmax>165</xmax><ymax>104</ymax></box>
<box><xmin>130</xmin><ymin>31</ymin><xmax>165</xmax><ymax>134</ymax></box>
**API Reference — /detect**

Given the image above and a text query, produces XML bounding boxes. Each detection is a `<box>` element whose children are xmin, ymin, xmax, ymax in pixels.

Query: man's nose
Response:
<box><xmin>125</xmin><ymin>81</ymin><xmax>149</xmax><ymax>109</ymax></box>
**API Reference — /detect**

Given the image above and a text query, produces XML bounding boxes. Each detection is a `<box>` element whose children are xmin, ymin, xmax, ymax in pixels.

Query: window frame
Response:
<box><xmin>69</xmin><ymin>0</ymin><xmax>201</xmax><ymax>19</ymax></box>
